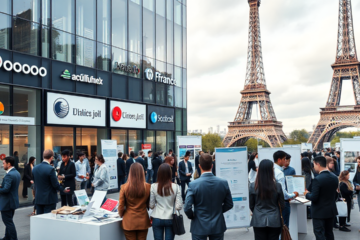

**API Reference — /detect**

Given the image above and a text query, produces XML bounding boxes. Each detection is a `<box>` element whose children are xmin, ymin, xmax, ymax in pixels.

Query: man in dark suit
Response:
<box><xmin>33</xmin><ymin>150</ymin><xmax>70</xmax><ymax>214</ymax></box>
<box><xmin>135</xmin><ymin>150</ymin><xmax>146</xmax><ymax>173</ymax></box>
<box><xmin>305</xmin><ymin>156</ymin><xmax>338</xmax><ymax>240</ymax></box>
<box><xmin>184</xmin><ymin>154</ymin><xmax>233</xmax><ymax>240</ymax></box>
<box><xmin>151</xmin><ymin>152</ymin><xmax>163</xmax><ymax>183</ymax></box>
<box><xmin>117</xmin><ymin>152</ymin><xmax>126</xmax><ymax>191</ymax></box>
<box><xmin>125</xmin><ymin>151</ymin><xmax>136</xmax><ymax>181</ymax></box>
<box><xmin>13</xmin><ymin>151</ymin><xmax>19</xmax><ymax>172</ymax></box>
<box><xmin>58</xmin><ymin>150</ymin><xmax>76</xmax><ymax>206</ymax></box>
<box><xmin>194</xmin><ymin>150</ymin><xmax>203</xmax><ymax>177</ymax></box>
<box><xmin>179</xmin><ymin>151</ymin><xmax>193</xmax><ymax>202</ymax></box>
<box><xmin>0</xmin><ymin>156</ymin><xmax>21</xmax><ymax>240</ymax></box>
<box><xmin>144</xmin><ymin>151</ymin><xmax>153</xmax><ymax>184</ymax></box>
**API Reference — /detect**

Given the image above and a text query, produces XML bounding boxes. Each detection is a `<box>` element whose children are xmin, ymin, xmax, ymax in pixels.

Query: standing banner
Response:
<box><xmin>301</xmin><ymin>143</ymin><xmax>313</xmax><ymax>153</ymax></box>
<box><xmin>340</xmin><ymin>138</ymin><xmax>360</xmax><ymax>179</ymax></box>
<box><xmin>323</xmin><ymin>142</ymin><xmax>331</xmax><ymax>149</ymax></box>
<box><xmin>117</xmin><ymin>145</ymin><xmax>124</xmax><ymax>154</ymax></box>
<box><xmin>101</xmin><ymin>140</ymin><xmax>118</xmax><ymax>190</ymax></box>
<box><xmin>215</xmin><ymin>147</ymin><xmax>250</xmax><ymax>229</ymax></box>
<box><xmin>177</xmin><ymin>136</ymin><xmax>202</xmax><ymax>170</ymax></box>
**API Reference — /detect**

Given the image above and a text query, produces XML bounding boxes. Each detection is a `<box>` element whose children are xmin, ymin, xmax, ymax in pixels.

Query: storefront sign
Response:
<box><xmin>47</xmin><ymin>92</ymin><xmax>106</xmax><ymax>127</ymax></box>
<box><xmin>114</xmin><ymin>63</ymin><xmax>140</xmax><ymax>75</ymax></box>
<box><xmin>61</xmin><ymin>70</ymin><xmax>103</xmax><ymax>85</ymax></box>
<box><xmin>144</xmin><ymin>68</ymin><xmax>176</xmax><ymax>86</ymax></box>
<box><xmin>110</xmin><ymin>101</ymin><xmax>146</xmax><ymax>129</ymax></box>
<box><xmin>0</xmin><ymin>102</ymin><xmax>4</xmax><ymax>115</ymax></box>
<box><xmin>0</xmin><ymin>116</ymin><xmax>35</xmax><ymax>125</ymax></box>
<box><xmin>147</xmin><ymin>106</ymin><xmax>175</xmax><ymax>131</ymax></box>
<box><xmin>0</xmin><ymin>56</ymin><xmax>47</xmax><ymax>77</ymax></box>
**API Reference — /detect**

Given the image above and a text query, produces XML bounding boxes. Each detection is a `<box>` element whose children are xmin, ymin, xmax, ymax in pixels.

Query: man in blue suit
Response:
<box><xmin>32</xmin><ymin>149</ymin><xmax>69</xmax><ymax>214</ymax></box>
<box><xmin>0</xmin><ymin>156</ymin><xmax>21</xmax><ymax>240</ymax></box>
<box><xmin>184</xmin><ymin>154</ymin><xmax>233</xmax><ymax>240</ymax></box>
<box><xmin>179</xmin><ymin>151</ymin><xmax>193</xmax><ymax>202</ymax></box>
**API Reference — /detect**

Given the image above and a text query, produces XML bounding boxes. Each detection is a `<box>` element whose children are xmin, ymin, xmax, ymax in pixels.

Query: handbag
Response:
<box><xmin>278</xmin><ymin>202</ymin><xmax>292</xmax><ymax>240</ymax></box>
<box><xmin>336</xmin><ymin>184</ymin><xmax>348</xmax><ymax>217</ymax></box>
<box><xmin>172</xmin><ymin>185</ymin><xmax>186</xmax><ymax>235</ymax></box>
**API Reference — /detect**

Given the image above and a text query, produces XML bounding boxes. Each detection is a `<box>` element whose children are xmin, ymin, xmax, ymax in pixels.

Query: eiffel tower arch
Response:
<box><xmin>308</xmin><ymin>0</ymin><xmax>360</xmax><ymax>150</ymax></box>
<box><xmin>223</xmin><ymin>0</ymin><xmax>287</xmax><ymax>148</ymax></box>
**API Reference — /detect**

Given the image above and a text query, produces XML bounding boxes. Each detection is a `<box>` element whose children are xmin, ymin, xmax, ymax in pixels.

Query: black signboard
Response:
<box><xmin>147</xmin><ymin>105</ymin><xmax>175</xmax><ymax>131</ymax></box>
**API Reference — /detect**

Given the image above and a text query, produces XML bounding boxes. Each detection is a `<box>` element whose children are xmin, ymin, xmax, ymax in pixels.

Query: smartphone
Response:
<box><xmin>65</xmin><ymin>187</ymin><xmax>70</xmax><ymax>190</ymax></box>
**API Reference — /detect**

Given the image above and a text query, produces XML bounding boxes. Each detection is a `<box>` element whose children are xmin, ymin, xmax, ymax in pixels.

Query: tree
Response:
<box><xmin>330</xmin><ymin>131</ymin><xmax>360</xmax><ymax>145</ymax></box>
<box><xmin>201</xmin><ymin>133</ymin><xmax>223</xmax><ymax>154</ymax></box>
<box><xmin>289</xmin><ymin>129</ymin><xmax>309</xmax><ymax>142</ymax></box>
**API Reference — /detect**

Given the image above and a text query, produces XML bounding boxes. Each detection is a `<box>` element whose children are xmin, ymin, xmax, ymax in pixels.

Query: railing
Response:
<box><xmin>228</xmin><ymin>120</ymin><xmax>282</xmax><ymax>126</ymax></box>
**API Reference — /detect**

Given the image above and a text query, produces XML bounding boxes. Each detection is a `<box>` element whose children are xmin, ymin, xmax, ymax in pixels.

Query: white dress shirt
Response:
<box><xmin>274</xmin><ymin>163</ymin><xmax>295</xmax><ymax>200</ymax></box>
<box><xmin>6</xmin><ymin>167</ymin><xmax>14</xmax><ymax>174</ymax></box>
<box><xmin>147</xmin><ymin>157</ymin><xmax>152</xmax><ymax>170</ymax></box>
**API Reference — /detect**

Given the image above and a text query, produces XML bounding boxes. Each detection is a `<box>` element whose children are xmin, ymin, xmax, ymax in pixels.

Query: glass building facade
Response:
<box><xmin>0</xmin><ymin>0</ymin><xmax>187</xmax><ymax>206</ymax></box>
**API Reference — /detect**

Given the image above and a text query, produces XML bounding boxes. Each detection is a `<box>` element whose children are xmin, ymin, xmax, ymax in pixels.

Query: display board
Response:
<box><xmin>215</xmin><ymin>147</ymin><xmax>250</xmax><ymax>229</ymax></box>
<box><xmin>101</xmin><ymin>140</ymin><xmax>118</xmax><ymax>190</ymax></box>
<box><xmin>283</xmin><ymin>144</ymin><xmax>300</xmax><ymax>148</ymax></box>
<box><xmin>323</xmin><ymin>142</ymin><xmax>331</xmax><ymax>149</ymax></box>
<box><xmin>301</xmin><ymin>143</ymin><xmax>313</xmax><ymax>153</ymax></box>
<box><xmin>258</xmin><ymin>147</ymin><xmax>302</xmax><ymax>175</ymax></box>
<box><xmin>340</xmin><ymin>138</ymin><xmax>360</xmax><ymax>180</ymax></box>
<box><xmin>177</xmin><ymin>136</ymin><xmax>202</xmax><ymax>170</ymax></box>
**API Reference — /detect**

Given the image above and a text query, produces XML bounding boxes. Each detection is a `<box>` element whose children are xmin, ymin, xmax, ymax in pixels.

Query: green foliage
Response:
<box><xmin>289</xmin><ymin>129</ymin><xmax>309</xmax><ymax>142</ymax></box>
<box><xmin>201</xmin><ymin>133</ymin><xmax>223</xmax><ymax>154</ymax></box>
<box><xmin>243</xmin><ymin>139</ymin><xmax>270</xmax><ymax>153</ymax></box>
<box><xmin>330</xmin><ymin>131</ymin><xmax>360</xmax><ymax>145</ymax></box>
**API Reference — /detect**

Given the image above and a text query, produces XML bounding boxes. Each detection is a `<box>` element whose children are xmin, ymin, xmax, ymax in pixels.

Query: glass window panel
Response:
<box><xmin>42</xmin><ymin>0</ymin><xmax>50</xmax><ymax>25</ymax></box>
<box><xmin>144</xmin><ymin>130</ymin><xmax>155</xmax><ymax>150</ymax></box>
<box><xmin>42</xmin><ymin>26</ymin><xmax>50</xmax><ymax>58</ymax></box>
<box><xmin>97</xmin><ymin>0</ymin><xmax>110</xmax><ymax>44</ymax></box>
<box><xmin>174</xmin><ymin>24</ymin><xmax>182</xmax><ymax>67</ymax></box>
<box><xmin>166</xmin><ymin>131</ymin><xmax>174</xmax><ymax>155</ymax></box>
<box><xmin>183</xmin><ymin>88</ymin><xmax>187</xmax><ymax>108</ymax></box>
<box><xmin>0</xmin><ymin>85</ymin><xmax>10</xmax><ymax>116</ymax></box>
<box><xmin>112</xmin><ymin>47</ymin><xmax>127</xmax><ymax>74</ymax></box>
<box><xmin>76</xmin><ymin>128</ymin><xmax>98</xmax><ymax>160</ymax></box>
<box><xmin>166</xmin><ymin>0</ymin><xmax>173</xmax><ymax>21</ymax></box>
<box><xmin>111</xmin><ymin>129</ymin><xmax>128</xmax><ymax>154</ymax></box>
<box><xmin>112</xmin><ymin>0</ymin><xmax>127</xmax><ymax>49</ymax></box>
<box><xmin>128</xmin><ymin>78</ymin><xmax>142</xmax><ymax>102</ymax></box>
<box><xmin>52</xmin><ymin>0</ymin><xmax>75</xmax><ymax>33</ymax></box>
<box><xmin>13</xmin><ymin>87</ymin><xmax>41</xmax><ymax>125</ymax></box>
<box><xmin>175</xmin><ymin>87</ymin><xmax>182</xmax><ymax>108</ymax></box>
<box><xmin>52</xmin><ymin>29</ymin><xmax>75</xmax><ymax>63</ymax></box>
<box><xmin>174</xmin><ymin>66</ymin><xmax>182</xmax><ymax>87</ymax></box>
<box><xmin>156</xmin><ymin>131</ymin><xmax>166</xmax><ymax>153</ymax></box>
<box><xmin>183</xmin><ymin>28</ymin><xmax>187</xmax><ymax>68</ymax></box>
<box><xmin>156</xmin><ymin>12</ymin><xmax>166</xmax><ymax>62</ymax></box>
<box><xmin>143</xmin><ymin>81</ymin><xmax>155</xmax><ymax>103</ymax></box>
<box><xmin>183</xmin><ymin>69</ymin><xmax>187</xmax><ymax>88</ymax></box>
<box><xmin>0</xmin><ymin>13</ymin><xmax>11</xmax><ymax>50</ymax></box>
<box><xmin>182</xmin><ymin>109</ymin><xmax>187</xmax><ymax>132</ymax></box>
<box><xmin>166</xmin><ymin>0</ymin><xmax>173</xmax><ymax>64</ymax></box>
<box><xmin>156</xmin><ymin>60</ymin><xmax>166</xmax><ymax>75</ymax></box>
<box><xmin>143</xmin><ymin>57</ymin><xmax>155</xmax><ymax>77</ymax></box>
<box><xmin>175</xmin><ymin>108</ymin><xmax>182</xmax><ymax>131</ymax></box>
<box><xmin>174</xmin><ymin>1</ymin><xmax>181</xmax><ymax>25</ymax></box>
<box><xmin>14</xmin><ymin>0</ymin><xmax>40</xmax><ymax>23</ymax></box>
<box><xmin>0</xmin><ymin>0</ymin><xmax>11</xmax><ymax>14</ymax></box>
<box><xmin>129</xmin><ymin>130</ymin><xmax>142</xmax><ymax>153</ymax></box>
<box><xmin>76</xmin><ymin>0</ymin><xmax>96</xmax><ymax>40</ymax></box>
<box><xmin>44</xmin><ymin>126</ymin><xmax>74</xmax><ymax>159</ymax></box>
<box><xmin>182</xmin><ymin>5</ymin><xmax>186</xmax><ymax>28</ymax></box>
<box><xmin>156</xmin><ymin>0</ymin><xmax>165</xmax><ymax>17</ymax></box>
<box><xmin>166</xmin><ymin>64</ymin><xmax>173</xmax><ymax>79</ymax></box>
<box><xmin>143</xmin><ymin>0</ymin><xmax>155</xmax><ymax>58</ymax></box>
<box><xmin>0</xmin><ymin>125</ymin><xmax>10</xmax><ymax>186</ymax></box>
<box><xmin>13</xmin><ymin>18</ymin><xmax>40</xmax><ymax>56</ymax></box>
<box><xmin>156</xmin><ymin>83</ymin><xmax>166</xmax><ymax>105</ymax></box>
<box><xmin>128</xmin><ymin>52</ymin><xmax>142</xmax><ymax>78</ymax></box>
<box><xmin>167</xmin><ymin>85</ymin><xmax>174</xmax><ymax>106</ymax></box>
<box><xmin>97</xmin><ymin>42</ymin><xmax>111</xmax><ymax>71</ymax></box>
<box><xmin>76</xmin><ymin>36</ymin><xmax>96</xmax><ymax>68</ymax></box>
<box><xmin>129</xmin><ymin>0</ymin><xmax>142</xmax><ymax>54</ymax></box>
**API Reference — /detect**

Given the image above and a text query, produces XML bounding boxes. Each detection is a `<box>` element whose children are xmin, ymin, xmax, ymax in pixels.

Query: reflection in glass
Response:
<box><xmin>183</xmin><ymin>88</ymin><xmax>187</xmax><ymax>108</ymax></box>
<box><xmin>0</xmin><ymin>13</ymin><xmax>11</xmax><ymax>50</ymax></box>
<box><xmin>143</xmin><ymin>57</ymin><xmax>155</xmax><ymax>76</ymax></box>
<box><xmin>182</xmin><ymin>4</ymin><xmax>187</xmax><ymax>28</ymax></box>
<box><xmin>42</xmin><ymin>0</ymin><xmax>50</xmax><ymax>25</ymax></box>
<box><xmin>166</xmin><ymin>64</ymin><xmax>173</xmax><ymax>79</ymax></box>
<box><xmin>175</xmin><ymin>109</ymin><xmax>182</xmax><ymax>131</ymax></box>
<box><xmin>13</xmin><ymin>18</ymin><xmax>40</xmax><ymax>56</ymax></box>
<box><xmin>112</xmin><ymin>0</ymin><xmax>127</xmax><ymax>49</ymax></box>
<box><xmin>14</xmin><ymin>0</ymin><xmax>40</xmax><ymax>23</ymax></box>
<box><xmin>112</xmin><ymin>47</ymin><xmax>127</xmax><ymax>74</ymax></box>
<box><xmin>143</xmin><ymin>0</ymin><xmax>155</xmax><ymax>58</ymax></box>
<box><xmin>166</xmin><ymin>0</ymin><xmax>173</xmax><ymax>64</ymax></box>
<box><xmin>52</xmin><ymin>0</ymin><xmax>75</xmax><ymax>33</ymax></box>
<box><xmin>129</xmin><ymin>130</ymin><xmax>142</xmax><ymax>153</ymax></box>
<box><xmin>97</xmin><ymin>0</ymin><xmax>110</xmax><ymax>44</ymax></box>
<box><xmin>13</xmin><ymin>87</ymin><xmax>41</xmax><ymax>125</ymax></box>
<box><xmin>174</xmin><ymin>66</ymin><xmax>182</xmax><ymax>87</ymax></box>
<box><xmin>111</xmin><ymin>129</ymin><xmax>128</xmax><ymax>154</ymax></box>
<box><xmin>174</xmin><ymin>1</ymin><xmax>182</xmax><ymax>67</ymax></box>
<box><xmin>52</xmin><ymin>29</ymin><xmax>75</xmax><ymax>63</ymax></box>
<box><xmin>129</xmin><ymin>52</ymin><xmax>142</xmax><ymax>78</ymax></box>
<box><xmin>143</xmin><ymin>81</ymin><xmax>155</xmax><ymax>103</ymax></box>
<box><xmin>129</xmin><ymin>0</ymin><xmax>142</xmax><ymax>54</ymax></box>
<box><xmin>156</xmin><ymin>83</ymin><xmax>166</xmax><ymax>105</ymax></box>
<box><xmin>183</xmin><ymin>109</ymin><xmax>187</xmax><ymax>133</ymax></box>
<box><xmin>0</xmin><ymin>85</ymin><xmax>10</xmax><ymax>116</ymax></box>
<box><xmin>76</xmin><ymin>0</ymin><xmax>96</xmax><ymax>40</ymax></box>
<box><xmin>76</xmin><ymin>36</ymin><xmax>96</xmax><ymax>68</ymax></box>
<box><xmin>45</xmin><ymin>126</ymin><xmax>73</xmax><ymax>159</ymax></box>
<box><xmin>42</xmin><ymin>26</ymin><xmax>50</xmax><ymax>58</ymax></box>
<box><xmin>175</xmin><ymin>87</ymin><xmax>182</xmax><ymax>108</ymax></box>
<box><xmin>76</xmin><ymin>128</ymin><xmax>98</xmax><ymax>160</ymax></box>
<box><xmin>156</xmin><ymin>61</ymin><xmax>166</xmax><ymax>76</ymax></box>
<box><xmin>156</xmin><ymin>131</ymin><xmax>166</xmax><ymax>153</ymax></box>
<box><xmin>0</xmin><ymin>0</ymin><xmax>11</xmax><ymax>14</ymax></box>
<box><xmin>156</xmin><ymin>0</ymin><xmax>166</xmax><ymax>62</ymax></box>
<box><xmin>167</xmin><ymin>85</ymin><xmax>174</xmax><ymax>106</ymax></box>
<box><xmin>144</xmin><ymin>131</ymin><xmax>155</xmax><ymax>149</ymax></box>
<box><xmin>183</xmin><ymin>69</ymin><xmax>187</xmax><ymax>88</ymax></box>
<box><xmin>97</xmin><ymin>43</ymin><xmax>111</xmax><ymax>71</ymax></box>
<box><xmin>183</xmin><ymin>28</ymin><xmax>187</xmax><ymax>68</ymax></box>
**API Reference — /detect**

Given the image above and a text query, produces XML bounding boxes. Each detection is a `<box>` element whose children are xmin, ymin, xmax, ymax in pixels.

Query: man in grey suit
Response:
<box><xmin>184</xmin><ymin>154</ymin><xmax>233</xmax><ymax>240</ymax></box>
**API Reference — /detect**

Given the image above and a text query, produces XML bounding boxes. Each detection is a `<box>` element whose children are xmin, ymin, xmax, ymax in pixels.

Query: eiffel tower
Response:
<box><xmin>223</xmin><ymin>0</ymin><xmax>287</xmax><ymax>148</ymax></box>
<box><xmin>308</xmin><ymin>0</ymin><xmax>360</xmax><ymax>150</ymax></box>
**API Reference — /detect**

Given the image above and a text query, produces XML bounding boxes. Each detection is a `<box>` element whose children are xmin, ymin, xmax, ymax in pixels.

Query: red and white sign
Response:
<box><xmin>141</xmin><ymin>144</ymin><xmax>152</xmax><ymax>150</ymax></box>
<box><xmin>110</xmin><ymin>101</ymin><xmax>146</xmax><ymax>129</ymax></box>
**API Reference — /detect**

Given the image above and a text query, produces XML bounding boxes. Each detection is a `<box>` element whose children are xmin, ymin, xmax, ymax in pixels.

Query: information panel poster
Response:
<box><xmin>177</xmin><ymin>136</ymin><xmax>202</xmax><ymax>171</ymax></box>
<box><xmin>215</xmin><ymin>147</ymin><xmax>250</xmax><ymax>228</ymax></box>
<box><xmin>101</xmin><ymin>140</ymin><xmax>118</xmax><ymax>190</ymax></box>
<box><xmin>340</xmin><ymin>138</ymin><xmax>360</xmax><ymax>179</ymax></box>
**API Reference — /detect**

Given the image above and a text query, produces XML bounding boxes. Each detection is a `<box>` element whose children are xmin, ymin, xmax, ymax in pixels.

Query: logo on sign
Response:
<box><xmin>150</xmin><ymin>112</ymin><xmax>158</xmax><ymax>123</ymax></box>
<box><xmin>61</xmin><ymin>70</ymin><xmax>103</xmax><ymax>85</ymax></box>
<box><xmin>0</xmin><ymin>101</ymin><xmax>4</xmax><ymax>115</ymax></box>
<box><xmin>61</xmin><ymin>70</ymin><xmax>71</xmax><ymax>79</ymax></box>
<box><xmin>113</xmin><ymin>106</ymin><xmax>145</xmax><ymax>122</ymax></box>
<box><xmin>150</xmin><ymin>112</ymin><xmax>174</xmax><ymax>123</ymax></box>
<box><xmin>144</xmin><ymin>68</ymin><xmax>154</xmax><ymax>80</ymax></box>
<box><xmin>144</xmin><ymin>68</ymin><xmax>176</xmax><ymax>86</ymax></box>
<box><xmin>112</xmin><ymin>107</ymin><xmax>122</xmax><ymax>122</ymax></box>
<box><xmin>53</xmin><ymin>98</ymin><xmax>69</xmax><ymax>118</ymax></box>
<box><xmin>0</xmin><ymin>56</ymin><xmax>47</xmax><ymax>77</ymax></box>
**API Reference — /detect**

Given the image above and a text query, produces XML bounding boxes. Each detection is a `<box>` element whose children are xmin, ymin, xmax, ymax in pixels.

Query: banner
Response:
<box><xmin>340</xmin><ymin>138</ymin><xmax>360</xmax><ymax>179</ymax></box>
<box><xmin>177</xmin><ymin>136</ymin><xmax>202</xmax><ymax>172</ymax></box>
<box><xmin>301</xmin><ymin>143</ymin><xmax>313</xmax><ymax>153</ymax></box>
<box><xmin>323</xmin><ymin>142</ymin><xmax>331</xmax><ymax>149</ymax></box>
<box><xmin>215</xmin><ymin>147</ymin><xmax>250</xmax><ymax>229</ymax></box>
<box><xmin>101</xmin><ymin>140</ymin><xmax>118</xmax><ymax>190</ymax></box>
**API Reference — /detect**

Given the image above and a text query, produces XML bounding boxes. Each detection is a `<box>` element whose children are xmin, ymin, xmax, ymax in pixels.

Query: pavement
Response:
<box><xmin>1</xmin><ymin>192</ymin><xmax>360</xmax><ymax>240</ymax></box>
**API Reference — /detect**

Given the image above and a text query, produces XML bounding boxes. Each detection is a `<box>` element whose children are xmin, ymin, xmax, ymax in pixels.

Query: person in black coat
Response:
<box><xmin>353</xmin><ymin>157</ymin><xmax>360</xmax><ymax>213</ymax></box>
<box><xmin>338</xmin><ymin>170</ymin><xmax>353</xmax><ymax>232</ymax></box>
<box><xmin>194</xmin><ymin>150</ymin><xmax>203</xmax><ymax>177</ymax></box>
<box><xmin>212</xmin><ymin>154</ymin><xmax>216</xmax><ymax>176</ymax></box>
<box><xmin>305</xmin><ymin>156</ymin><xmax>339</xmax><ymax>240</ymax></box>
<box><xmin>151</xmin><ymin>152</ymin><xmax>163</xmax><ymax>183</ymax></box>
<box><xmin>117</xmin><ymin>152</ymin><xmax>126</xmax><ymax>191</ymax></box>
<box><xmin>13</xmin><ymin>151</ymin><xmax>20</xmax><ymax>171</ymax></box>
<box><xmin>22</xmin><ymin>157</ymin><xmax>36</xmax><ymax>198</ymax></box>
<box><xmin>179</xmin><ymin>151</ymin><xmax>193</xmax><ymax>202</ymax></box>
<box><xmin>135</xmin><ymin>151</ymin><xmax>146</xmax><ymax>173</ymax></box>
<box><xmin>125</xmin><ymin>151</ymin><xmax>136</xmax><ymax>181</ymax></box>
<box><xmin>58</xmin><ymin>150</ymin><xmax>76</xmax><ymax>207</ymax></box>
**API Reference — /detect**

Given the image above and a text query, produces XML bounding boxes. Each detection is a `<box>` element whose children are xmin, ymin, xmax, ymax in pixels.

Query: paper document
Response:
<box><xmin>91</xmin><ymin>190</ymin><xmax>107</xmax><ymax>209</ymax></box>
<box><xmin>294</xmin><ymin>197</ymin><xmax>310</xmax><ymax>204</ymax></box>
<box><xmin>286</xmin><ymin>175</ymin><xmax>306</xmax><ymax>196</ymax></box>
<box><xmin>75</xmin><ymin>189</ymin><xmax>90</xmax><ymax>207</ymax></box>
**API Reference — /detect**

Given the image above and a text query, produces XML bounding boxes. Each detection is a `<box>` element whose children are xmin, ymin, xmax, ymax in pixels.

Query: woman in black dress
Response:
<box><xmin>22</xmin><ymin>156</ymin><xmax>36</xmax><ymax>198</ymax></box>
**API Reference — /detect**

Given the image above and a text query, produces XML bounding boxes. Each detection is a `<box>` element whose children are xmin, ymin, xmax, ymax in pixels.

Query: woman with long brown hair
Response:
<box><xmin>338</xmin><ymin>170</ymin><xmax>353</xmax><ymax>232</ymax></box>
<box><xmin>118</xmin><ymin>163</ymin><xmax>151</xmax><ymax>240</ymax></box>
<box><xmin>150</xmin><ymin>164</ymin><xmax>182</xmax><ymax>240</ymax></box>
<box><xmin>164</xmin><ymin>157</ymin><xmax>176</xmax><ymax>183</ymax></box>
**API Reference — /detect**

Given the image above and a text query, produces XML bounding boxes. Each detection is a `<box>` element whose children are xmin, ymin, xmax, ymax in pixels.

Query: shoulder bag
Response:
<box><xmin>278</xmin><ymin>202</ymin><xmax>292</xmax><ymax>240</ymax></box>
<box><xmin>336</xmin><ymin>183</ymin><xmax>348</xmax><ymax>217</ymax></box>
<box><xmin>172</xmin><ymin>185</ymin><xmax>186</xmax><ymax>235</ymax></box>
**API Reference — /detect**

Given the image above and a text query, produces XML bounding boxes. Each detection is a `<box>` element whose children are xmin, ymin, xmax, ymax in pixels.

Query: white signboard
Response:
<box><xmin>323</xmin><ymin>142</ymin><xmax>331</xmax><ymax>149</ymax></box>
<box><xmin>117</xmin><ymin>145</ymin><xmax>124</xmax><ymax>154</ymax></box>
<box><xmin>110</xmin><ymin>101</ymin><xmax>146</xmax><ymax>129</ymax></box>
<box><xmin>177</xmin><ymin>136</ymin><xmax>202</xmax><ymax>172</ymax></box>
<box><xmin>340</xmin><ymin>138</ymin><xmax>360</xmax><ymax>180</ymax></box>
<box><xmin>283</xmin><ymin>144</ymin><xmax>300</xmax><ymax>148</ymax></box>
<box><xmin>0</xmin><ymin>116</ymin><xmax>35</xmax><ymax>125</ymax></box>
<box><xmin>215</xmin><ymin>147</ymin><xmax>250</xmax><ymax>229</ymax></box>
<box><xmin>101</xmin><ymin>140</ymin><xmax>118</xmax><ymax>190</ymax></box>
<box><xmin>301</xmin><ymin>143</ymin><xmax>313</xmax><ymax>153</ymax></box>
<box><xmin>47</xmin><ymin>92</ymin><xmax>106</xmax><ymax>127</ymax></box>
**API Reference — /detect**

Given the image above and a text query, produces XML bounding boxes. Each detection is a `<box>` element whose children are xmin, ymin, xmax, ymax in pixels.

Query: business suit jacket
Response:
<box><xmin>144</xmin><ymin>156</ymin><xmax>151</xmax><ymax>170</ymax></box>
<box><xmin>125</xmin><ymin>158</ymin><xmax>135</xmax><ymax>176</ymax></box>
<box><xmin>59</xmin><ymin>161</ymin><xmax>76</xmax><ymax>195</ymax></box>
<box><xmin>249</xmin><ymin>182</ymin><xmax>284</xmax><ymax>228</ymax></box>
<box><xmin>117</xmin><ymin>158</ymin><xmax>126</xmax><ymax>176</ymax></box>
<box><xmin>33</xmin><ymin>161</ymin><xmax>64</xmax><ymax>205</ymax></box>
<box><xmin>135</xmin><ymin>157</ymin><xmax>146</xmax><ymax>172</ymax></box>
<box><xmin>0</xmin><ymin>168</ymin><xmax>21</xmax><ymax>211</ymax></box>
<box><xmin>306</xmin><ymin>170</ymin><xmax>339</xmax><ymax>219</ymax></box>
<box><xmin>152</xmin><ymin>157</ymin><xmax>163</xmax><ymax>178</ymax></box>
<box><xmin>194</xmin><ymin>155</ymin><xmax>201</xmax><ymax>175</ymax></box>
<box><xmin>179</xmin><ymin>160</ymin><xmax>193</xmax><ymax>182</ymax></box>
<box><xmin>22</xmin><ymin>163</ymin><xmax>33</xmax><ymax>189</ymax></box>
<box><xmin>118</xmin><ymin>182</ymin><xmax>151</xmax><ymax>231</ymax></box>
<box><xmin>184</xmin><ymin>173</ymin><xmax>233</xmax><ymax>235</ymax></box>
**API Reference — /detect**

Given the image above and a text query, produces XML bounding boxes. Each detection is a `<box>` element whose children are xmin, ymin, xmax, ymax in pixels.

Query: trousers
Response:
<box><xmin>152</xmin><ymin>218</ymin><xmax>174</xmax><ymax>240</ymax></box>
<box><xmin>118</xmin><ymin>176</ymin><xmax>126</xmax><ymax>191</ymax></box>
<box><xmin>192</xmin><ymin>233</ymin><xmax>224</xmax><ymax>240</ymax></box>
<box><xmin>312</xmin><ymin>218</ymin><xmax>334</xmax><ymax>240</ymax></box>
<box><xmin>123</xmin><ymin>229</ymin><xmax>148</xmax><ymax>240</ymax></box>
<box><xmin>1</xmin><ymin>210</ymin><xmax>17</xmax><ymax>240</ymax></box>
<box><xmin>61</xmin><ymin>194</ymin><xmax>74</xmax><ymax>207</ymax></box>
<box><xmin>146</xmin><ymin>169</ymin><xmax>154</xmax><ymax>184</ymax></box>
<box><xmin>253</xmin><ymin>227</ymin><xmax>281</xmax><ymax>240</ymax></box>
<box><xmin>36</xmin><ymin>203</ymin><xmax>57</xmax><ymax>215</ymax></box>
<box><xmin>282</xmin><ymin>201</ymin><xmax>291</xmax><ymax>227</ymax></box>
<box><xmin>180</xmin><ymin>179</ymin><xmax>190</xmax><ymax>201</ymax></box>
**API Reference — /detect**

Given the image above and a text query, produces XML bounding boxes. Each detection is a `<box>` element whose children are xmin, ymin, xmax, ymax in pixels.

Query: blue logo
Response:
<box><xmin>53</xmin><ymin>98</ymin><xmax>69</xmax><ymax>118</ymax></box>
<box><xmin>150</xmin><ymin>112</ymin><xmax>158</xmax><ymax>123</ymax></box>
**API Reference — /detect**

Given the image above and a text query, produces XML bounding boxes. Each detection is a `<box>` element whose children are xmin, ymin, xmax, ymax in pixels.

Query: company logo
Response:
<box><xmin>144</xmin><ymin>68</ymin><xmax>154</xmax><ymax>80</ymax></box>
<box><xmin>61</xmin><ymin>70</ymin><xmax>103</xmax><ymax>85</ymax></box>
<box><xmin>115</xmin><ymin>63</ymin><xmax>140</xmax><ymax>75</ymax></box>
<box><xmin>0</xmin><ymin>101</ymin><xmax>4</xmax><ymax>115</ymax></box>
<box><xmin>112</xmin><ymin>107</ymin><xmax>122</xmax><ymax>122</ymax></box>
<box><xmin>0</xmin><ymin>154</ymin><xmax>6</xmax><ymax>160</ymax></box>
<box><xmin>0</xmin><ymin>56</ymin><xmax>47</xmax><ymax>77</ymax></box>
<box><xmin>150</xmin><ymin>112</ymin><xmax>158</xmax><ymax>123</ymax></box>
<box><xmin>53</xmin><ymin>98</ymin><xmax>69</xmax><ymax>118</ymax></box>
<box><xmin>144</xmin><ymin>68</ymin><xmax>176</xmax><ymax>86</ymax></box>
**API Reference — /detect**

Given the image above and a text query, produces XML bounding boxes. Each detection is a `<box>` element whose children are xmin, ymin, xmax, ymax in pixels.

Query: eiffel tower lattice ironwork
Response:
<box><xmin>308</xmin><ymin>0</ymin><xmax>360</xmax><ymax>150</ymax></box>
<box><xmin>223</xmin><ymin>0</ymin><xmax>287</xmax><ymax>148</ymax></box>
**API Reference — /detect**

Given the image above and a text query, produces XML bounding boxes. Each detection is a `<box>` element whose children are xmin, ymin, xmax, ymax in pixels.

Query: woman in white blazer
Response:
<box><xmin>150</xmin><ymin>162</ymin><xmax>182</xmax><ymax>240</ymax></box>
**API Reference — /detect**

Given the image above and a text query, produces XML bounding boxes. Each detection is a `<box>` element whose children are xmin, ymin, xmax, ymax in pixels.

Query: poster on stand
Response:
<box><xmin>323</xmin><ymin>142</ymin><xmax>331</xmax><ymax>149</ymax></box>
<box><xmin>340</xmin><ymin>138</ymin><xmax>360</xmax><ymax>179</ymax></box>
<box><xmin>101</xmin><ymin>140</ymin><xmax>118</xmax><ymax>190</ymax></box>
<box><xmin>177</xmin><ymin>136</ymin><xmax>202</xmax><ymax>169</ymax></box>
<box><xmin>301</xmin><ymin>143</ymin><xmax>313</xmax><ymax>153</ymax></box>
<box><xmin>116</xmin><ymin>145</ymin><xmax>124</xmax><ymax>154</ymax></box>
<box><xmin>215</xmin><ymin>147</ymin><xmax>250</xmax><ymax>228</ymax></box>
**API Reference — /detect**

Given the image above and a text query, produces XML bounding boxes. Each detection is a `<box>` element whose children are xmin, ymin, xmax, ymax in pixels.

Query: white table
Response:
<box><xmin>289</xmin><ymin>201</ymin><xmax>309</xmax><ymax>240</ymax></box>
<box><xmin>30</xmin><ymin>213</ymin><xmax>154</xmax><ymax>240</ymax></box>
